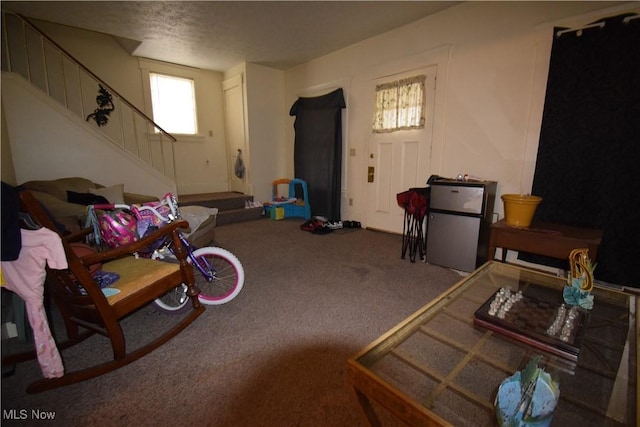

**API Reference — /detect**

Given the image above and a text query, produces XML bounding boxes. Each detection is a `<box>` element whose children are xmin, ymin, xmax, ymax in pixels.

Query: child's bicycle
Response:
<box><xmin>86</xmin><ymin>194</ymin><xmax>244</xmax><ymax>314</ymax></box>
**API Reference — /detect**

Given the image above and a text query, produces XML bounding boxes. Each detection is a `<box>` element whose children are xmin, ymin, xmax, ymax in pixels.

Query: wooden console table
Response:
<box><xmin>487</xmin><ymin>219</ymin><xmax>603</xmax><ymax>262</ymax></box>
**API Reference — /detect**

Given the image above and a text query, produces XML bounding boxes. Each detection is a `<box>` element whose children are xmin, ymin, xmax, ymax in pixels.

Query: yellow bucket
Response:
<box><xmin>501</xmin><ymin>194</ymin><xmax>542</xmax><ymax>228</ymax></box>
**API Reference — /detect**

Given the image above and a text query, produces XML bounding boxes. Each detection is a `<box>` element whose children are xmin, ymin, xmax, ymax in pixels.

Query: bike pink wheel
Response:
<box><xmin>191</xmin><ymin>247</ymin><xmax>244</xmax><ymax>305</ymax></box>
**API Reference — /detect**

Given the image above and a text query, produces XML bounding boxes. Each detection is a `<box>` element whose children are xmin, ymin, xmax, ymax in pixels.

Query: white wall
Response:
<box><xmin>6</xmin><ymin>2</ymin><xmax>636</xmax><ymax>211</ymax></box>
<box><xmin>1</xmin><ymin>106</ymin><xmax>17</xmax><ymax>185</ymax></box>
<box><xmin>244</xmin><ymin>63</ymin><xmax>286</xmax><ymax>203</ymax></box>
<box><xmin>223</xmin><ymin>63</ymin><xmax>286</xmax><ymax>204</ymax></box>
<box><xmin>3</xmin><ymin>74</ymin><xmax>174</xmax><ymax>197</ymax></box>
<box><xmin>284</xmin><ymin>1</ymin><xmax>636</xmax><ymax>224</ymax></box>
<box><xmin>138</xmin><ymin>58</ymin><xmax>229</xmax><ymax>195</ymax></box>
<box><xmin>17</xmin><ymin>20</ymin><xmax>229</xmax><ymax>196</ymax></box>
<box><xmin>33</xmin><ymin>20</ymin><xmax>146</xmax><ymax>111</ymax></box>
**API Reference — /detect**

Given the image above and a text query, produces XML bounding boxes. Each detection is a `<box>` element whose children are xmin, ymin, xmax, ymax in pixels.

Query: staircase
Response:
<box><xmin>3</xmin><ymin>12</ymin><xmax>261</xmax><ymax>214</ymax></box>
<box><xmin>2</xmin><ymin>11</ymin><xmax>177</xmax><ymax>182</ymax></box>
<box><xmin>178</xmin><ymin>192</ymin><xmax>264</xmax><ymax>226</ymax></box>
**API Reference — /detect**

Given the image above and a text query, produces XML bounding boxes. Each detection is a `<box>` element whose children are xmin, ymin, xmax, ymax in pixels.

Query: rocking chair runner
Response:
<box><xmin>3</xmin><ymin>190</ymin><xmax>204</xmax><ymax>393</ymax></box>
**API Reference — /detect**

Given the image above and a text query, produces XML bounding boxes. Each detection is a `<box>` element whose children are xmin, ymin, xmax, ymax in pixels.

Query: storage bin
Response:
<box><xmin>270</xmin><ymin>206</ymin><xmax>285</xmax><ymax>220</ymax></box>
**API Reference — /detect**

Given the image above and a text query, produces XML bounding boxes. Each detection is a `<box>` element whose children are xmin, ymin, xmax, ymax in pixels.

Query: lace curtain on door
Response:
<box><xmin>372</xmin><ymin>75</ymin><xmax>426</xmax><ymax>133</ymax></box>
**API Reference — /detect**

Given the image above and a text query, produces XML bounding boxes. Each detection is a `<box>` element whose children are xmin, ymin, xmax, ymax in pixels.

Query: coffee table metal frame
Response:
<box><xmin>347</xmin><ymin>261</ymin><xmax>637</xmax><ymax>426</ymax></box>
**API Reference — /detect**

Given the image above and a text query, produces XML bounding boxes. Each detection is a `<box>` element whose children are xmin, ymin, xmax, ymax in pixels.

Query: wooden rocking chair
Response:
<box><xmin>3</xmin><ymin>190</ymin><xmax>204</xmax><ymax>393</ymax></box>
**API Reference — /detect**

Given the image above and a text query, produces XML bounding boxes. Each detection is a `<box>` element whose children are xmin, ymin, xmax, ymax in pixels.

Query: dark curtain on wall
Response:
<box><xmin>523</xmin><ymin>14</ymin><xmax>640</xmax><ymax>286</ymax></box>
<box><xmin>289</xmin><ymin>88</ymin><xmax>346</xmax><ymax>220</ymax></box>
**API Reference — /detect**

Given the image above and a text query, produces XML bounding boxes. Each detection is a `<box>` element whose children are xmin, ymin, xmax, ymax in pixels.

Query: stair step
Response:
<box><xmin>179</xmin><ymin>192</ymin><xmax>252</xmax><ymax>211</ymax></box>
<box><xmin>178</xmin><ymin>192</ymin><xmax>264</xmax><ymax>226</ymax></box>
<box><xmin>216</xmin><ymin>207</ymin><xmax>265</xmax><ymax>226</ymax></box>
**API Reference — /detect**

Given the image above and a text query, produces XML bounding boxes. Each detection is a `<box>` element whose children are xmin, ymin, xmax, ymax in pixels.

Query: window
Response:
<box><xmin>372</xmin><ymin>74</ymin><xmax>426</xmax><ymax>133</ymax></box>
<box><xmin>149</xmin><ymin>73</ymin><xmax>197</xmax><ymax>134</ymax></box>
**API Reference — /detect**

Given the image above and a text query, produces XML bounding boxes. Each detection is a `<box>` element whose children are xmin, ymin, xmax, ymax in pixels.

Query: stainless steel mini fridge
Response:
<box><xmin>426</xmin><ymin>179</ymin><xmax>497</xmax><ymax>272</ymax></box>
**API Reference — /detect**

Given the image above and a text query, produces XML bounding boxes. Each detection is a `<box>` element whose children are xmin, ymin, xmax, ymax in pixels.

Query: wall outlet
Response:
<box><xmin>349</xmin><ymin>198</ymin><xmax>353</xmax><ymax>206</ymax></box>
<box><xmin>349</xmin><ymin>148</ymin><xmax>356</xmax><ymax>156</ymax></box>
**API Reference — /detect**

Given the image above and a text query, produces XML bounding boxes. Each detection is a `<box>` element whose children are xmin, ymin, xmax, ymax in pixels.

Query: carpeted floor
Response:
<box><xmin>1</xmin><ymin>218</ymin><xmax>463</xmax><ymax>426</ymax></box>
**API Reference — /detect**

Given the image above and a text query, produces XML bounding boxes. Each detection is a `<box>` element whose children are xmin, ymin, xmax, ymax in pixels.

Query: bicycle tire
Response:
<box><xmin>191</xmin><ymin>247</ymin><xmax>244</xmax><ymax>305</ymax></box>
<box><xmin>152</xmin><ymin>246</ymin><xmax>244</xmax><ymax>314</ymax></box>
<box><xmin>153</xmin><ymin>283</ymin><xmax>191</xmax><ymax>314</ymax></box>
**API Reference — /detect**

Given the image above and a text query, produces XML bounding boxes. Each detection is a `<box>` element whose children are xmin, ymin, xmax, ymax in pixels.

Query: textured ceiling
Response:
<box><xmin>2</xmin><ymin>1</ymin><xmax>460</xmax><ymax>71</ymax></box>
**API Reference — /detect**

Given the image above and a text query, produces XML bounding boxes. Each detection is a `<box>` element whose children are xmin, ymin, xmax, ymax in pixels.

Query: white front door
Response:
<box><xmin>366</xmin><ymin>65</ymin><xmax>437</xmax><ymax>234</ymax></box>
<box><xmin>223</xmin><ymin>74</ymin><xmax>248</xmax><ymax>194</ymax></box>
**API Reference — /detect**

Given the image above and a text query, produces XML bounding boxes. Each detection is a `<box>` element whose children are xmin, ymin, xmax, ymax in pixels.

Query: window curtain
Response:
<box><xmin>372</xmin><ymin>75</ymin><xmax>426</xmax><ymax>132</ymax></box>
<box><xmin>289</xmin><ymin>88</ymin><xmax>346</xmax><ymax>220</ymax></box>
<box><xmin>523</xmin><ymin>13</ymin><xmax>640</xmax><ymax>285</ymax></box>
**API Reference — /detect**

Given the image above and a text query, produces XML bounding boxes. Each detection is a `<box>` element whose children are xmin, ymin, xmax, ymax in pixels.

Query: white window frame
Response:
<box><xmin>149</xmin><ymin>72</ymin><xmax>198</xmax><ymax>135</ymax></box>
<box><xmin>139</xmin><ymin>58</ymin><xmax>205</xmax><ymax>141</ymax></box>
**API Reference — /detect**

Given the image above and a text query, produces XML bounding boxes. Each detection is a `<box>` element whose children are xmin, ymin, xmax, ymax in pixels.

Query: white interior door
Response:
<box><xmin>366</xmin><ymin>65</ymin><xmax>437</xmax><ymax>234</ymax></box>
<box><xmin>223</xmin><ymin>74</ymin><xmax>248</xmax><ymax>194</ymax></box>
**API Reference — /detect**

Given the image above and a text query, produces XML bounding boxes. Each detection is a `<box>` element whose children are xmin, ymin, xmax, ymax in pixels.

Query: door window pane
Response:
<box><xmin>372</xmin><ymin>75</ymin><xmax>426</xmax><ymax>133</ymax></box>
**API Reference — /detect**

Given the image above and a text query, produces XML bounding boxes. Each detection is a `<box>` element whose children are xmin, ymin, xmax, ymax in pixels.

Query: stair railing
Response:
<box><xmin>1</xmin><ymin>11</ymin><xmax>177</xmax><ymax>180</ymax></box>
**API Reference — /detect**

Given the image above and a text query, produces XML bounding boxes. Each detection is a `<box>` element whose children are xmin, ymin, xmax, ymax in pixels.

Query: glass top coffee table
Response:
<box><xmin>347</xmin><ymin>261</ymin><xmax>637</xmax><ymax>426</ymax></box>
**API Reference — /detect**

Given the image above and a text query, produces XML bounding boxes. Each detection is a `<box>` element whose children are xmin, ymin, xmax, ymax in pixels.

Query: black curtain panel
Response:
<box><xmin>289</xmin><ymin>88</ymin><xmax>346</xmax><ymax>220</ymax></box>
<box><xmin>523</xmin><ymin>13</ymin><xmax>640</xmax><ymax>285</ymax></box>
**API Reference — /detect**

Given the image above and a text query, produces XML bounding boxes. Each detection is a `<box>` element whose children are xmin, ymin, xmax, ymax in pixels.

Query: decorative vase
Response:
<box><xmin>495</xmin><ymin>356</ymin><xmax>559</xmax><ymax>427</ymax></box>
<box><xmin>495</xmin><ymin>372</ymin><xmax>560</xmax><ymax>427</ymax></box>
<box><xmin>501</xmin><ymin>194</ymin><xmax>542</xmax><ymax>228</ymax></box>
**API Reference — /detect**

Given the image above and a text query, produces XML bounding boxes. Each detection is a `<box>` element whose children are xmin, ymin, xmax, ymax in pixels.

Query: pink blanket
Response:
<box><xmin>1</xmin><ymin>228</ymin><xmax>67</xmax><ymax>378</ymax></box>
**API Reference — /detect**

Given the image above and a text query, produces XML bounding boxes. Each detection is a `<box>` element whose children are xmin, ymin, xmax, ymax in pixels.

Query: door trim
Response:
<box><xmin>222</xmin><ymin>73</ymin><xmax>249</xmax><ymax>194</ymax></box>
<box><xmin>363</xmin><ymin>46</ymin><xmax>451</xmax><ymax>232</ymax></box>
